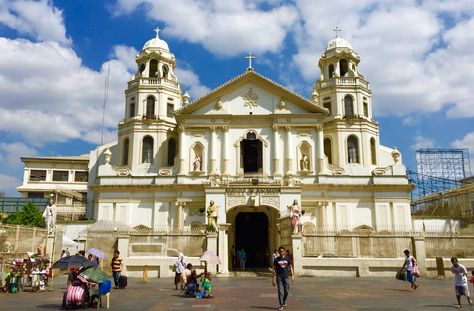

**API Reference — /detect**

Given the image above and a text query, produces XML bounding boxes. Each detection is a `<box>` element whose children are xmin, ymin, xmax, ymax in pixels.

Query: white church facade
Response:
<box><xmin>89</xmin><ymin>30</ymin><xmax>412</xmax><ymax>273</ymax></box>
<box><xmin>18</xmin><ymin>30</ymin><xmax>414</xmax><ymax>276</ymax></box>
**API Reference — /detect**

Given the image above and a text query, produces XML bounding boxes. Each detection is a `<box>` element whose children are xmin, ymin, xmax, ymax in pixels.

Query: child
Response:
<box><xmin>200</xmin><ymin>272</ymin><xmax>213</xmax><ymax>298</ymax></box>
<box><xmin>469</xmin><ymin>271</ymin><xmax>474</xmax><ymax>295</ymax></box>
<box><xmin>450</xmin><ymin>257</ymin><xmax>473</xmax><ymax>308</ymax></box>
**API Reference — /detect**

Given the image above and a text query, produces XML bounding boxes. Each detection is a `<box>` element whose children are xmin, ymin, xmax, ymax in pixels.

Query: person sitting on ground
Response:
<box><xmin>181</xmin><ymin>263</ymin><xmax>193</xmax><ymax>286</ymax></box>
<box><xmin>201</xmin><ymin>272</ymin><xmax>213</xmax><ymax>298</ymax></box>
<box><xmin>184</xmin><ymin>269</ymin><xmax>200</xmax><ymax>297</ymax></box>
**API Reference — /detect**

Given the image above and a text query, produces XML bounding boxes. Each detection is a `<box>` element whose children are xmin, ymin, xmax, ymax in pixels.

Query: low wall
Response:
<box><xmin>296</xmin><ymin>257</ymin><xmax>474</xmax><ymax>278</ymax></box>
<box><xmin>123</xmin><ymin>256</ymin><xmax>206</xmax><ymax>278</ymax></box>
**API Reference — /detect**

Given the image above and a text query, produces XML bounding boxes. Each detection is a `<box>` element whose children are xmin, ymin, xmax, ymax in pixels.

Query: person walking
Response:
<box><xmin>272</xmin><ymin>246</ymin><xmax>295</xmax><ymax>311</ymax></box>
<box><xmin>111</xmin><ymin>250</ymin><xmax>123</xmax><ymax>289</ymax></box>
<box><xmin>238</xmin><ymin>248</ymin><xmax>247</xmax><ymax>271</ymax></box>
<box><xmin>175</xmin><ymin>252</ymin><xmax>186</xmax><ymax>290</ymax></box>
<box><xmin>401</xmin><ymin>249</ymin><xmax>418</xmax><ymax>291</ymax></box>
<box><xmin>451</xmin><ymin>257</ymin><xmax>473</xmax><ymax>308</ymax></box>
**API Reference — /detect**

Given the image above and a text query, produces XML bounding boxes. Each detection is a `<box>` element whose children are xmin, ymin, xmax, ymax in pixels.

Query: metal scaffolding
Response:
<box><xmin>416</xmin><ymin>148</ymin><xmax>471</xmax><ymax>181</ymax></box>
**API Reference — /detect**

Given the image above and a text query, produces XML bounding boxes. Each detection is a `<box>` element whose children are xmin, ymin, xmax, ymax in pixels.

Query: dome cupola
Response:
<box><xmin>142</xmin><ymin>27</ymin><xmax>169</xmax><ymax>51</ymax></box>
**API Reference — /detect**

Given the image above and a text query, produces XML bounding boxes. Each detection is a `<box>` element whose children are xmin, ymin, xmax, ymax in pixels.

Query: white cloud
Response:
<box><xmin>0</xmin><ymin>0</ymin><xmax>71</xmax><ymax>45</ymax></box>
<box><xmin>411</xmin><ymin>134</ymin><xmax>435</xmax><ymax>151</ymax></box>
<box><xmin>0</xmin><ymin>173</ymin><xmax>21</xmax><ymax>196</ymax></box>
<box><xmin>175</xmin><ymin>67</ymin><xmax>210</xmax><ymax>100</ymax></box>
<box><xmin>452</xmin><ymin>132</ymin><xmax>474</xmax><ymax>174</ymax></box>
<box><xmin>291</xmin><ymin>1</ymin><xmax>474</xmax><ymax>120</ymax></box>
<box><xmin>0</xmin><ymin>142</ymin><xmax>37</xmax><ymax>171</ymax></box>
<box><xmin>114</xmin><ymin>0</ymin><xmax>298</xmax><ymax>56</ymax></box>
<box><xmin>0</xmin><ymin>37</ymin><xmax>133</xmax><ymax>146</ymax></box>
<box><xmin>0</xmin><ymin>142</ymin><xmax>37</xmax><ymax>195</ymax></box>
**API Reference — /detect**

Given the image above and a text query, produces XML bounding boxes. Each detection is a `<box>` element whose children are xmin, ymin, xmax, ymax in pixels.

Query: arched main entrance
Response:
<box><xmin>235</xmin><ymin>212</ymin><xmax>268</xmax><ymax>268</ymax></box>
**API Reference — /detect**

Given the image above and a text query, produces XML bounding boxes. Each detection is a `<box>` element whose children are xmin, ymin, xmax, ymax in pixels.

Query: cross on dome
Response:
<box><xmin>333</xmin><ymin>26</ymin><xmax>341</xmax><ymax>38</ymax></box>
<box><xmin>154</xmin><ymin>27</ymin><xmax>162</xmax><ymax>38</ymax></box>
<box><xmin>245</xmin><ymin>52</ymin><xmax>256</xmax><ymax>71</ymax></box>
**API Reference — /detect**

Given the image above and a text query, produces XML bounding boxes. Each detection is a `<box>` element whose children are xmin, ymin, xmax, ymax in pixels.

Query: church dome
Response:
<box><xmin>142</xmin><ymin>28</ymin><xmax>169</xmax><ymax>51</ymax></box>
<box><xmin>326</xmin><ymin>36</ymin><xmax>352</xmax><ymax>51</ymax></box>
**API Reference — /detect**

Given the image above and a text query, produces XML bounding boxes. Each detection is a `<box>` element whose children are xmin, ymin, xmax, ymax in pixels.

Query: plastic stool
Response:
<box><xmin>97</xmin><ymin>292</ymin><xmax>110</xmax><ymax>309</ymax></box>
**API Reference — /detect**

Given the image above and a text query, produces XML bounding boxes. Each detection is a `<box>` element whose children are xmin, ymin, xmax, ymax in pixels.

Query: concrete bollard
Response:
<box><xmin>143</xmin><ymin>265</ymin><xmax>149</xmax><ymax>283</ymax></box>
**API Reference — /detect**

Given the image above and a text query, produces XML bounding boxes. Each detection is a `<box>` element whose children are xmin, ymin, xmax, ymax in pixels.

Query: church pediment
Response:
<box><xmin>175</xmin><ymin>70</ymin><xmax>327</xmax><ymax>117</ymax></box>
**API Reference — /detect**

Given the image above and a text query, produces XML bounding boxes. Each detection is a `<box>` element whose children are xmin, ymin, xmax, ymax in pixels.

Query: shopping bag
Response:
<box><xmin>411</xmin><ymin>264</ymin><xmax>420</xmax><ymax>277</ymax></box>
<box><xmin>396</xmin><ymin>269</ymin><xmax>406</xmax><ymax>281</ymax></box>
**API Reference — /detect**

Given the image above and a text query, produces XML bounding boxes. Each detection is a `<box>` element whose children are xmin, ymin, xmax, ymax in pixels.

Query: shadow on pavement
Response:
<box><xmin>35</xmin><ymin>304</ymin><xmax>60</xmax><ymax>309</ymax></box>
<box><xmin>250</xmin><ymin>306</ymin><xmax>278</xmax><ymax>310</ymax></box>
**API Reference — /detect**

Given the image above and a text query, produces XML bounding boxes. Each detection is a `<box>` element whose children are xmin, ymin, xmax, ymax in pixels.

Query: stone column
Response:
<box><xmin>178</xmin><ymin>126</ymin><xmax>186</xmax><ymax>175</ymax></box>
<box><xmin>413</xmin><ymin>235</ymin><xmax>427</xmax><ymax>276</ymax></box>
<box><xmin>117</xmin><ymin>234</ymin><xmax>130</xmax><ymax>275</ymax></box>
<box><xmin>235</xmin><ymin>141</ymin><xmax>243</xmax><ymax>176</ymax></box>
<box><xmin>285</xmin><ymin>126</ymin><xmax>293</xmax><ymax>175</ymax></box>
<box><xmin>218</xmin><ymin>224</ymin><xmax>230</xmax><ymax>274</ymax></box>
<box><xmin>222</xmin><ymin>127</ymin><xmax>230</xmax><ymax>176</ymax></box>
<box><xmin>273</xmin><ymin>126</ymin><xmax>282</xmax><ymax>176</ymax></box>
<box><xmin>291</xmin><ymin>234</ymin><xmax>302</xmax><ymax>276</ymax></box>
<box><xmin>316</xmin><ymin>124</ymin><xmax>326</xmax><ymax>174</ymax></box>
<box><xmin>206</xmin><ymin>233</ymin><xmax>218</xmax><ymax>274</ymax></box>
<box><xmin>175</xmin><ymin>202</ymin><xmax>185</xmax><ymax>231</ymax></box>
<box><xmin>334</xmin><ymin>61</ymin><xmax>340</xmax><ymax>77</ymax></box>
<box><xmin>209</xmin><ymin>127</ymin><xmax>217</xmax><ymax>175</ymax></box>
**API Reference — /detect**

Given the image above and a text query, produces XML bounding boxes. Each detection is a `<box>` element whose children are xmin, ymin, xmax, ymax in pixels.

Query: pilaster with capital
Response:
<box><xmin>178</xmin><ymin>126</ymin><xmax>186</xmax><ymax>175</ymax></box>
<box><xmin>316</xmin><ymin>124</ymin><xmax>327</xmax><ymax>174</ymax></box>
<box><xmin>222</xmin><ymin>126</ymin><xmax>230</xmax><ymax>176</ymax></box>
<box><xmin>272</xmin><ymin>125</ymin><xmax>282</xmax><ymax>176</ymax></box>
<box><xmin>209</xmin><ymin>127</ymin><xmax>217</xmax><ymax>175</ymax></box>
<box><xmin>218</xmin><ymin>223</ymin><xmax>231</xmax><ymax>274</ymax></box>
<box><xmin>174</xmin><ymin>202</ymin><xmax>185</xmax><ymax>230</ymax></box>
<box><xmin>285</xmin><ymin>126</ymin><xmax>293</xmax><ymax>175</ymax></box>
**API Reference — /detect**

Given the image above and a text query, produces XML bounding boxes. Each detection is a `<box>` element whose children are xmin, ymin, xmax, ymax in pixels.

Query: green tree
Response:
<box><xmin>4</xmin><ymin>202</ymin><xmax>45</xmax><ymax>227</ymax></box>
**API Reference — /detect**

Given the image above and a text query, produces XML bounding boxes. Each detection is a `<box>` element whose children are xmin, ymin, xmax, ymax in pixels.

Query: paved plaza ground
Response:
<box><xmin>1</xmin><ymin>274</ymin><xmax>473</xmax><ymax>310</ymax></box>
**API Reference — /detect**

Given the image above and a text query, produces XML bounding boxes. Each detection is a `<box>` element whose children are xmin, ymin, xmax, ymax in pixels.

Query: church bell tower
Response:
<box><xmin>116</xmin><ymin>28</ymin><xmax>182</xmax><ymax>175</ymax></box>
<box><xmin>314</xmin><ymin>29</ymin><xmax>380</xmax><ymax>171</ymax></box>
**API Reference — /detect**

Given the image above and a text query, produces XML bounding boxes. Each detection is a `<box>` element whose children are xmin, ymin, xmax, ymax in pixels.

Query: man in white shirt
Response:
<box><xmin>451</xmin><ymin>257</ymin><xmax>473</xmax><ymax>308</ymax></box>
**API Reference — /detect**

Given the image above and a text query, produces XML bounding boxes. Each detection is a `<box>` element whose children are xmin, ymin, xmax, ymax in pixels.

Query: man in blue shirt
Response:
<box><xmin>272</xmin><ymin>246</ymin><xmax>295</xmax><ymax>311</ymax></box>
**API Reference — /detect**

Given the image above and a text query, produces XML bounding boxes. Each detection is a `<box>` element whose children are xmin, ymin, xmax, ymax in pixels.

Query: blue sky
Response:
<box><xmin>0</xmin><ymin>0</ymin><xmax>473</xmax><ymax>195</ymax></box>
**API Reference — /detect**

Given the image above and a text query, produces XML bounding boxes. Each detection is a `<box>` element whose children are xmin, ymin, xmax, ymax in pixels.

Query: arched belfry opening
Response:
<box><xmin>241</xmin><ymin>132</ymin><xmax>262</xmax><ymax>174</ymax></box>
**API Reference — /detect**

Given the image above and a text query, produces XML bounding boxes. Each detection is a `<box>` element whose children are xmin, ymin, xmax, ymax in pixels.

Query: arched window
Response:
<box><xmin>328</xmin><ymin>64</ymin><xmax>335</xmax><ymax>78</ymax></box>
<box><xmin>324</xmin><ymin>138</ymin><xmax>333</xmax><ymax>165</ymax></box>
<box><xmin>142</xmin><ymin>136</ymin><xmax>154</xmax><ymax>163</ymax></box>
<box><xmin>123</xmin><ymin>138</ymin><xmax>129</xmax><ymax>166</ymax></box>
<box><xmin>162</xmin><ymin>64</ymin><xmax>169</xmax><ymax>79</ymax></box>
<box><xmin>167</xmin><ymin>138</ymin><xmax>176</xmax><ymax>166</ymax></box>
<box><xmin>370</xmin><ymin>138</ymin><xmax>377</xmax><ymax>165</ymax></box>
<box><xmin>149</xmin><ymin>59</ymin><xmax>158</xmax><ymax>77</ymax></box>
<box><xmin>146</xmin><ymin>96</ymin><xmax>155</xmax><ymax>117</ymax></box>
<box><xmin>340</xmin><ymin>59</ymin><xmax>349</xmax><ymax>77</ymax></box>
<box><xmin>344</xmin><ymin>95</ymin><xmax>354</xmax><ymax>117</ymax></box>
<box><xmin>347</xmin><ymin>135</ymin><xmax>359</xmax><ymax>163</ymax></box>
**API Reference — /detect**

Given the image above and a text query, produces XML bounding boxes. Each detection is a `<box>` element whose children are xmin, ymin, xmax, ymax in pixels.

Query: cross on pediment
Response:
<box><xmin>245</xmin><ymin>52</ymin><xmax>256</xmax><ymax>71</ymax></box>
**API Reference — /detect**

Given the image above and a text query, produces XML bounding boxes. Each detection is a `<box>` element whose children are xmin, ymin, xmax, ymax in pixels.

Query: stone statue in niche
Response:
<box><xmin>192</xmin><ymin>153</ymin><xmax>202</xmax><ymax>171</ymax></box>
<box><xmin>300</xmin><ymin>153</ymin><xmax>309</xmax><ymax>171</ymax></box>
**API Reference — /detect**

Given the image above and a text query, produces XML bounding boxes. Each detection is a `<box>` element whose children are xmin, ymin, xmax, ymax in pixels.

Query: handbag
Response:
<box><xmin>396</xmin><ymin>269</ymin><xmax>406</xmax><ymax>281</ymax></box>
<box><xmin>411</xmin><ymin>264</ymin><xmax>420</xmax><ymax>277</ymax></box>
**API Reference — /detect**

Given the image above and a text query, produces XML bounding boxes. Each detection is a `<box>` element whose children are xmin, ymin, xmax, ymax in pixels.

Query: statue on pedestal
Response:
<box><xmin>206</xmin><ymin>200</ymin><xmax>219</xmax><ymax>233</ymax></box>
<box><xmin>42</xmin><ymin>195</ymin><xmax>57</xmax><ymax>235</ymax></box>
<box><xmin>288</xmin><ymin>199</ymin><xmax>301</xmax><ymax>234</ymax></box>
